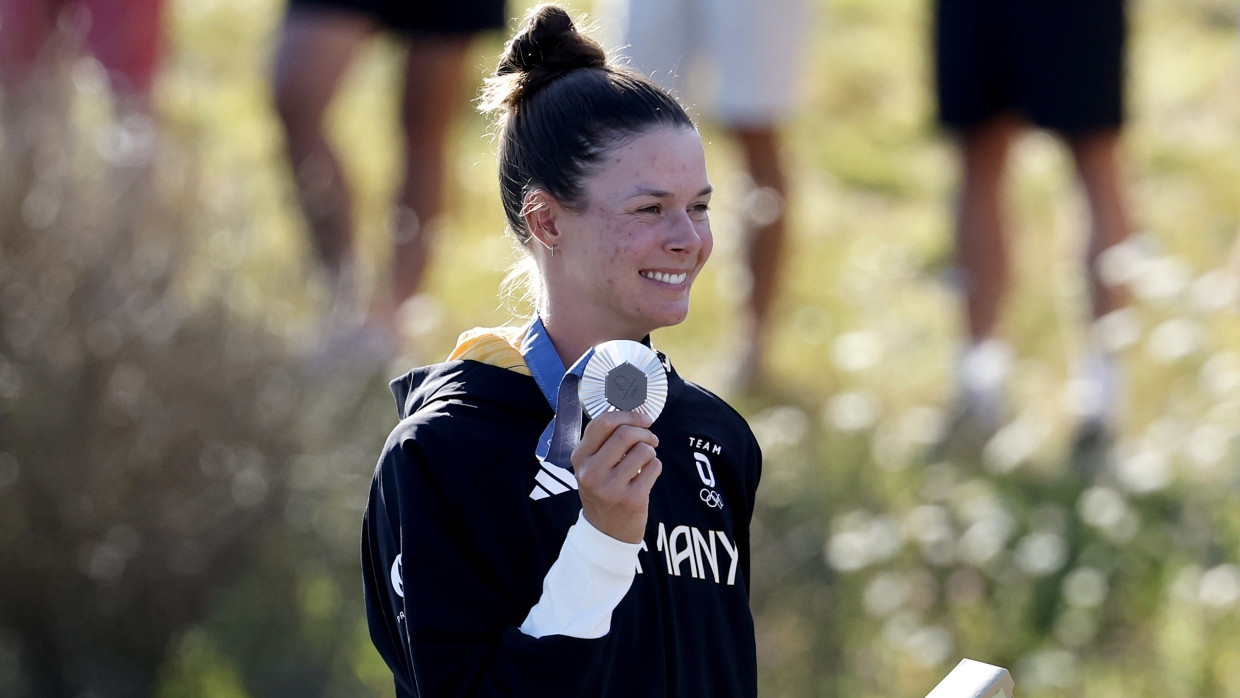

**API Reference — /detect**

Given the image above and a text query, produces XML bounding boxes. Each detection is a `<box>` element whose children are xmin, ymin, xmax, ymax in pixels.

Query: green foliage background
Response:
<box><xmin>1</xmin><ymin>0</ymin><xmax>1239</xmax><ymax>695</ymax></box>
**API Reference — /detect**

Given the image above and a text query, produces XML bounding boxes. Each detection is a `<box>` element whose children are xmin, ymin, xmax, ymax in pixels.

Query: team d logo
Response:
<box><xmin>694</xmin><ymin>452</ymin><xmax>723</xmax><ymax>509</ymax></box>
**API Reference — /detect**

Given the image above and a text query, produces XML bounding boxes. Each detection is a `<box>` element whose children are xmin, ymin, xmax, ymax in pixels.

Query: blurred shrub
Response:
<box><xmin>0</xmin><ymin>100</ymin><xmax>314</xmax><ymax>695</ymax></box>
<box><xmin>742</xmin><ymin>388</ymin><xmax>1240</xmax><ymax>697</ymax></box>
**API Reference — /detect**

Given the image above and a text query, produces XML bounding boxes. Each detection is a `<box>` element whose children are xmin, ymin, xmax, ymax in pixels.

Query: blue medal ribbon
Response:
<box><xmin>520</xmin><ymin>317</ymin><xmax>593</xmax><ymax>470</ymax></box>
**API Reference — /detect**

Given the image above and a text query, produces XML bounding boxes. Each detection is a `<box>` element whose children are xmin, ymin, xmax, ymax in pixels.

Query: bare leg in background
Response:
<box><xmin>382</xmin><ymin>35</ymin><xmax>473</xmax><ymax>334</ymax></box>
<box><xmin>732</xmin><ymin>125</ymin><xmax>789</xmax><ymax>392</ymax></box>
<box><xmin>272</xmin><ymin>9</ymin><xmax>375</xmax><ymax>320</ymax></box>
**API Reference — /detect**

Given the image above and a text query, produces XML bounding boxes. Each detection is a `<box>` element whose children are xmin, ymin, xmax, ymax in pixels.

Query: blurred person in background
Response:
<box><xmin>933</xmin><ymin>0</ymin><xmax>1133</xmax><ymax>457</ymax></box>
<box><xmin>599</xmin><ymin>0</ymin><xmax>808</xmax><ymax>393</ymax></box>
<box><xmin>361</xmin><ymin>5</ymin><xmax>761</xmax><ymax>695</ymax></box>
<box><xmin>271</xmin><ymin>0</ymin><xmax>505</xmax><ymax>356</ymax></box>
<box><xmin>0</xmin><ymin>0</ymin><xmax>164</xmax><ymax>179</ymax></box>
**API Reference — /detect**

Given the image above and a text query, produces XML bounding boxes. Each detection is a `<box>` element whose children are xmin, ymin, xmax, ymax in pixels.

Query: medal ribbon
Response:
<box><xmin>521</xmin><ymin>317</ymin><xmax>593</xmax><ymax>470</ymax></box>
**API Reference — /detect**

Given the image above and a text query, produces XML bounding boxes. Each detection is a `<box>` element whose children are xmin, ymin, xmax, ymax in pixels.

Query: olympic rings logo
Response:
<box><xmin>700</xmin><ymin>488</ymin><xmax>724</xmax><ymax>509</ymax></box>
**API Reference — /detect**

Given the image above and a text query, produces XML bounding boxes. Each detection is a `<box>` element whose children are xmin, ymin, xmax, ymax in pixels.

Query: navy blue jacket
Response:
<box><xmin>362</xmin><ymin>355</ymin><xmax>761</xmax><ymax>696</ymax></box>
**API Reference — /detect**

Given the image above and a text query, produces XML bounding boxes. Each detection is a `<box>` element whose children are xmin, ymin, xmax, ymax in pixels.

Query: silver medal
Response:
<box><xmin>578</xmin><ymin>340</ymin><xmax>668</xmax><ymax>421</ymax></box>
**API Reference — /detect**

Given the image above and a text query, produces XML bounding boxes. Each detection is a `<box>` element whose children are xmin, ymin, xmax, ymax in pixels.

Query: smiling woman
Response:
<box><xmin>359</xmin><ymin>4</ymin><xmax>762</xmax><ymax>697</ymax></box>
<box><xmin>528</xmin><ymin>126</ymin><xmax>714</xmax><ymax>358</ymax></box>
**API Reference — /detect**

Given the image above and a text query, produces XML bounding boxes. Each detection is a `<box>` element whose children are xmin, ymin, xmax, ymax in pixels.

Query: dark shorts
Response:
<box><xmin>933</xmin><ymin>0</ymin><xmax>1127</xmax><ymax>135</ymax></box>
<box><xmin>287</xmin><ymin>0</ymin><xmax>506</xmax><ymax>36</ymax></box>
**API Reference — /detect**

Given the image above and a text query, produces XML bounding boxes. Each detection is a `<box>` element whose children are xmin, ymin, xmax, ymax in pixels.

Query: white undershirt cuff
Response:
<box><xmin>519</xmin><ymin>510</ymin><xmax>641</xmax><ymax>639</ymax></box>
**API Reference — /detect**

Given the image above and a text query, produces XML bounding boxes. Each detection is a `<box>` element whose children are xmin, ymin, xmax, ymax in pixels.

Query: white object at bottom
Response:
<box><xmin>925</xmin><ymin>658</ymin><xmax>1015</xmax><ymax>698</ymax></box>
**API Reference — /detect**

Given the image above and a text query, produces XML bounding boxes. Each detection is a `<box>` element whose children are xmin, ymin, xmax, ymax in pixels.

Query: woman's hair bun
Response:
<box><xmin>483</xmin><ymin>4</ymin><xmax>606</xmax><ymax>112</ymax></box>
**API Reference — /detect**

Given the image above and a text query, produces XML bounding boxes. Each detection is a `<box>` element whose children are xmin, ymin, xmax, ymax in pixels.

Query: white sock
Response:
<box><xmin>1071</xmin><ymin>351</ymin><xmax>1122</xmax><ymax>425</ymax></box>
<box><xmin>956</xmin><ymin>338</ymin><xmax>1012</xmax><ymax>417</ymax></box>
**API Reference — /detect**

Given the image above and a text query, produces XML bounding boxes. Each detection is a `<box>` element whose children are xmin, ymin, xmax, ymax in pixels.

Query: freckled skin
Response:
<box><xmin>540</xmin><ymin>125</ymin><xmax>714</xmax><ymax>357</ymax></box>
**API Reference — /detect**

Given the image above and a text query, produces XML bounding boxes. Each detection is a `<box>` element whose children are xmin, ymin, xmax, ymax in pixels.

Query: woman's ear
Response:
<box><xmin>522</xmin><ymin>189</ymin><xmax>561</xmax><ymax>254</ymax></box>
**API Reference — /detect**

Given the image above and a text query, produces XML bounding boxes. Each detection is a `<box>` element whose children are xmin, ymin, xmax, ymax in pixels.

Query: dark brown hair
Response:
<box><xmin>480</xmin><ymin>4</ymin><xmax>694</xmax><ymax>245</ymax></box>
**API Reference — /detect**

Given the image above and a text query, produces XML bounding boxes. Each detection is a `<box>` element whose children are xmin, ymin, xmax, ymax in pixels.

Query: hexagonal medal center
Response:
<box><xmin>605</xmin><ymin>362</ymin><xmax>647</xmax><ymax>411</ymax></box>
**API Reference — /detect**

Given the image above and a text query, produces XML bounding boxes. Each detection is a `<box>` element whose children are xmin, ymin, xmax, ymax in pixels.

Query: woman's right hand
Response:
<box><xmin>571</xmin><ymin>411</ymin><xmax>662</xmax><ymax>544</ymax></box>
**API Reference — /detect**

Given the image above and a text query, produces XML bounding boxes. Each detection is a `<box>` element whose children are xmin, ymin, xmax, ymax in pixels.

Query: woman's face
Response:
<box><xmin>546</xmin><ymin>125</ymin><xmax>713</xmax><ymax>342</ymax></box>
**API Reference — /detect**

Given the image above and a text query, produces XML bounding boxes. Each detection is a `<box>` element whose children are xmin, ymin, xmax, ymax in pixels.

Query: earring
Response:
<box><xmin>551</xmin><ymin>245</ymin><xmax>558</xmax><ymax>256</ymax></box>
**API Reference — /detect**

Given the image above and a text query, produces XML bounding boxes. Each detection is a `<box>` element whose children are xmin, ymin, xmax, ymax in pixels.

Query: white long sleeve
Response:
<box><xmin>519</xmin><ymin>510</ymin><xmax>642</xmax><ymax>639</ymax></box>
